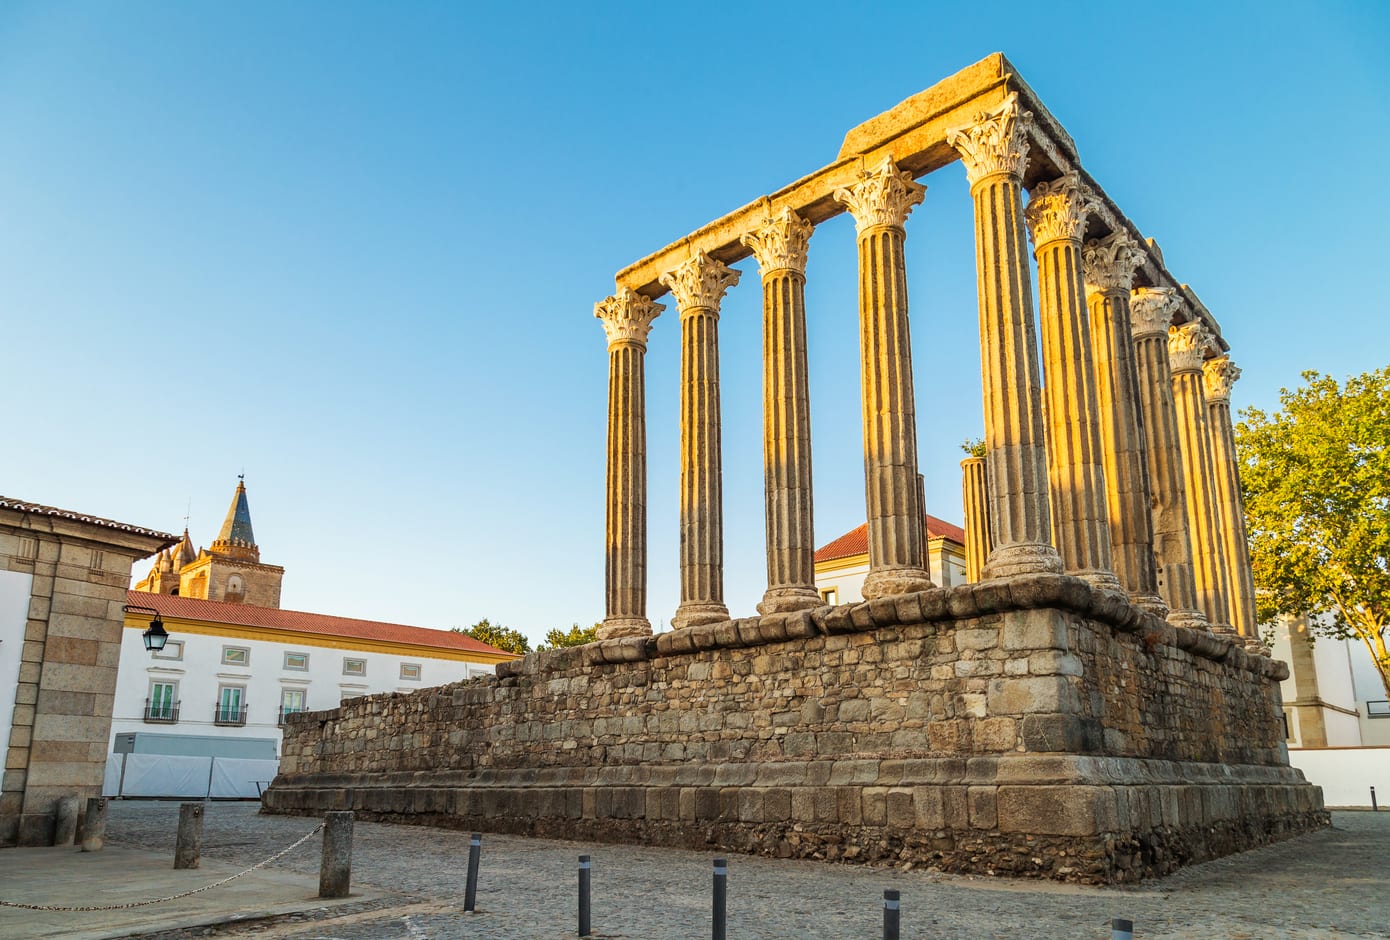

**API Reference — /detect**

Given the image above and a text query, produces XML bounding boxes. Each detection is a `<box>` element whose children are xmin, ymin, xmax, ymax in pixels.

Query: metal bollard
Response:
<box><xmin>1372</xmin><ymin>786</ymin><xmax>1378</xmax><ymax>812</ymax></box>
<box><xmin>463</xmin><ymin>832</ymin><xmax>482</xmax><ymax>912</ymax></box>
<box><xmin>1112</xmin><ymin>917</ymin><xmax>1135</xmax><ymax>940</ymax></box>
<box><xmin>578</xmin><ymin>854</ymin><xmax>591</xmax><ymax>937</ymax></box>
<box><xmin>80</xmin><ymin>797</ymin><xmax>107</xmax><ymax>852</ymax></box>
<box><xmin>318</xmin><ymin>811</ymin><xmax>354</xmax><ymax>898</ymax></box>
<box><xmin>53</xmin><ymin>796</ymin><xmax>80</xmax><ymax>846</ymax></box>
<box><xmin>712</xmin><ymin>857</ymin><xmax>727</xmax><ymax>940</ymax></box>
<box><xmin>883</xmin><ymin>889</ymin><xmax>901</xmax><ymax>940</ymax></box>
<box><xmin>175</xmin><ymin>802</ymin><xmax>205</xmax><ymax>869</ymax></box>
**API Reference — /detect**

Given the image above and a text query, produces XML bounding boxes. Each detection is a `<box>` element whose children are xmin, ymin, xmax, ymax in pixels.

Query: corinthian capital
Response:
<box><xmin>1129</xmin><ymin>287</ymin><xmax>1180</xmax><ymax>339</ymax></box>
<box><xmin>1167</xmin><ymin>321</ymin><xmax>1210</xmax><ymax>375</ymax></box>
<box><xmin>659</xmin><ymin>251</ymin><xmax>741</xmax><ymax>315</ymax></box>
<box><xmin>945</xmin><ymin>92</ymin><xmax>1033</xmax><ymax>187</ymax></box>
<box><xmin>740</xmin><ymin>207</ymin><xmax>814</xmax><ymax>277</ymax></box>
<box><xmin>833</xmin><ymin>157</ymin><xmax>926</xmax><ymax>235</ymax></box>
<box><xmin>1025</xmin><ymin>172</ymin><xmax>1098</xmax><ymax>247</ymax></box>
<box><xmin>1082</xmin><ymin>231</ymin><xmax>1147</xmax><ymax>294</ymax></box>
<box><xmin>595</xmin><ymin>287</ymin><xmax>664</xmax><ymax>349</ymax></box>
<box><xmin>1203</xmin><ymin>355</ymin><xmax>1241</xmax><ymax>402</ymax></box>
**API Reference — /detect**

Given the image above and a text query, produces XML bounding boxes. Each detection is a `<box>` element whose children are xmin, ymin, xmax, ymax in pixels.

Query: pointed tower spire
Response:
<box><xmin>210</xmin><ymin>477</ymin><xmax>260</xmax><ymax>563</ymax></box>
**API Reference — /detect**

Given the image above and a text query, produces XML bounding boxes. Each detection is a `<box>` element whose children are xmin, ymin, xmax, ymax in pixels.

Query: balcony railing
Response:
<box><xmin>213</xmin><ymin>704</ymin><xmax>248</xmax><ymax>727</ymax></box>
<box><xmin>143</xmin><ymin>699</ymin><xmax>180</xmax><ymax>723</ymax></box>
<box><xmin>277</xmin><ymin>705</ymin><xmax>307</xmax><ymax>726</ymax></box>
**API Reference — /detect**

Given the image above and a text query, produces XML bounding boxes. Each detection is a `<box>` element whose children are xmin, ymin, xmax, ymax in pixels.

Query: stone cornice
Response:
<box><xmin>1130</xmin><ymin>287</ymin><xmax>1181</xmax><ymax>339</ymax></box>
<box><xmin>740</xmin><ymin>207</ymin><xmax>814</xmax><ymax>277</ymax></box>
<box><xmin>1082</xmin><ymin>231</ymin><xmax>1146</xmax><ymax>294</ymax></box>
<box><xmin>832</xmin><ymin>156</ymin><xmax>926</xmax><ymax>235</ymax></box>
<box><xmin>658</xmin><ymin>251</ymin><xmax>741</xmax><ymax>315</ymax></box>
<box><xmin>1025</xmin><ymin>172</ymin><xmax>1097</xmax><ymax>247</ymax></box>
<box><xmin>1167</xmin><ymin>321</ymin><xmax>1210</xmax><ymax>375</ymax></box>
<box><xmin>595</xmin><ymin>287</ymin><xmax>664</xmax><ymax>349</ymax></box>
<box><xmin>944</xmin><ymin>91</ymin><xmax>1033</xmax><ymax>188</ymax></box>
<box><xmin>1203</xmin><ymin>355</ymin><xmax>1241</xmax><ymax>403</ymax></box>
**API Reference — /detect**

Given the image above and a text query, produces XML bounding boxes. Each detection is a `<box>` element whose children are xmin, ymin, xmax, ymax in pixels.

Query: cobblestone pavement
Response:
<box><xmin>106</xmin><ymin>802</ymin><xmax>1388</xmax><ymax>939</ymax></box>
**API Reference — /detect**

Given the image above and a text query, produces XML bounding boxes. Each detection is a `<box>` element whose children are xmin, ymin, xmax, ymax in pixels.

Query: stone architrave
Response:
<box><xmin>960</xmin><ymin>455</ymin><xmax>992</xmax><ymax>583</ymax></box>
<box><xmin>1168</xmin><ymin>321</ymin><xmax>1235</xmax><ymax>633</ymax></box>
<box><xmin>946</xmin><ymin>94</ymin><xmax>1063</xmax><ymax>579</ymax></box>
<box><xmin>832</xmin><ymin>157</ymin><xmax>933</xmax><ymax>598</ymax></box>
<box><xmin>1025</xmin><ymin>174</ymin><xmax>1121</xmax><ymax>592</ymax></box>
<box><xmin>741</xmin><ymin>208</ymin><xmax>821</xmax><ymax>613</ymax></box>
<box><xmin>1204</xmin><ymin>356</ymin><xmax>1258</xmax><ymax>638</ymax></box>
<box><xmin>1130</xmin><ymin>288</ymin><xmax>1208</xmax><ymax>629</ymax></box>
<box><xmin>595</xmin><ymin>288</ymin><xmax>664</xmax><ymax>639</ymax></box>
<box><xmin>660</xmin><ymin>252</ymin><xmax>740</xmax><ymax>628</ymax></box>
<box><xmin>1081</xmin><ymin>231</ymin><xmax>1166</xmax><ymax>615</ymax></box>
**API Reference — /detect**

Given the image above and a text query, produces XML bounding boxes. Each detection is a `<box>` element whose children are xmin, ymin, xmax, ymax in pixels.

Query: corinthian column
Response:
<box><xmin>960</xmin><ymin>455</ymin><xmax>992</xmax><ymax>583</ymax></box>
<box><xmin>1204</xmin><ymin>356</ymin><xmax>1258</xmax><ymax>638</ymax></box>
<box><xmin>1081</xmin><ymin>232</ymin><xmax>1165</xmax><ymax>614</ymax></box>
<box><xmin>1130</xmin><ymin>288</ymin><xmax>1207</xmax><ymax>628</ymax></box>
<box><xmin>946</xmin><ymin>94</ymin><xmax>1063</xmax><ymax>579</ymax></box>
<box><xmin>1024</xmin><ymin>174</ymin><xmax>1121</xmax><ymax>592</ymax></box>
<box><xmin>660</xmin><ymin>252</ymin><xmax>740</xmax><ymax>628</ymax></box>
<box><xmin>595</xmin><ymin>288</ymin><xmax>663</xmax><ymax>639</ymax></box>
<box><xmin>741</xmin><ymin>208</ymin><xmax>821</xmax><ymax>614</ymax></box>
<box><xmin>1168</xmin><ymin>321</ymin><xmax>1234</xmax><ymax>632</ymax></box>
<box><xmin>832</xmin><ymin>157</ymin><xmax>933</xmax><ymax>598</ymax></box>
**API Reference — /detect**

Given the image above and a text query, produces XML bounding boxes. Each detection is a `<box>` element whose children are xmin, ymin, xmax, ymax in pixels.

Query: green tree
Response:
<box><xmin>536</xmin><ymin>622</ymin><xmax>601</xmax><ymax>651</ymax></box>
<box><xmin>452</xmin><ymin>618</ymin><xmax>531</xmax><ymax>655</ymax></box>
<box><xmin>1236</xmin><ymin>367</ymin><xmax>1390</xmax><ymax>698</ymax></box>
<box><xmin>960</xmin><ymin>438</ymin><xmax>986</xmax><ymax>458</ymax></box>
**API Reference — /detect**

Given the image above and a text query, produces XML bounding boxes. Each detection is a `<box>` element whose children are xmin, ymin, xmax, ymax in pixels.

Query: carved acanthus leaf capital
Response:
<box><xmin>1167</xmin><ymin>321</ymin><xmax>1210</xmax><ymax>375</ymax></box>
<box><xmin>944</xmin><ymin>92</ymin><xmax>1033</xmax><ymax>187</ymax></box>
<box><xmin>1082</xmin><ymin>231</ymin><xmax>1147</xmax><ymax>294</ymax></box>
<box><xmin>1025</xmin><ymin>172</ymin><xmax>1098</xmax><ymax>247</ymax></box>
<box><xmin>832</xmin><ymin>157</ymin><xmax>926</xmax><ymax>235</ymax></box>
<box><xmin>1203</xmin><ymin>355</ymin><xmax>1241</xmax><ymax>402</ymax></box>
<box><xmin>1129</xmin><ymin>287</ymin><xmax>1180</xmax><ymax>339</ymax></box>
<box><xmin>740</xmin><ymin>207</ymin><xmax>814</xmax><ymax>277</ymax></box>
<box><xmin>659</xmin><ymin>251</ymin><xmax>741</xmax><ymax>314</ymax></box>
<box><xmin>595</xmin><ymin>287</ymin><xmax>664</xmax><ymax>349</ymax></box>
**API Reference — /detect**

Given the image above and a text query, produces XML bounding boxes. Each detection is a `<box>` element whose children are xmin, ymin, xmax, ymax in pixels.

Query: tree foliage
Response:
<box><xmin>960</xmin><ymin>438</ymin><xmax>986</xmax><ymax>458</ymax></box>
<box><xmin>537</xmin><ymin>622</ymin><xmax>601</xmax><ymax>651</ymax></box>
<box><xmin>1236</xmin><ymin>368</ymin><xmax>1390</xmax><ymax>697</ymax></box>
<box><xmin>452</xmin><ymin>618</ymin><xmax>531</xmax><ymax>655</ymax></box>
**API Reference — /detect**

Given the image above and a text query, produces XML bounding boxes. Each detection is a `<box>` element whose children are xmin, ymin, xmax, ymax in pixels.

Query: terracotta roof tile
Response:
<box><xmin>814</xmin><ymin>514</ymin><xmax>966</xmax><ymax>563</ymax></box>
<box><xmin>1</xmin><ymin>496</ymin><xmax>177</xmax><ymax>544</ymax></box>
<box><xmin>126</xmin><ymin>590</ymin><xmax>517</xmax><ymax>658</ymax></box>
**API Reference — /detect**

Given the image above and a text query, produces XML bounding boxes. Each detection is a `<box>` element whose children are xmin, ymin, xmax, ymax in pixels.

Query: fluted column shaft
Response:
<box><xmin>1131</xmin><ymin>289</ymin><xmax>1206</xmax><ymax>628</ymax></box>
<box><xmin>1205</xmin><ymin>357</ymin><xmax>1258</xmax><ymax>638</ymax></box>
<box><xmin>1026</xmin><ymin>176</ymin><xmax>1120</xmax><ymax>591</ymax></box>
<box><xmin>834</xmin><ymin>159</ymin><xmax>932</xmax><ymax>598</ymax></box>
<box><xmin>595</xmin><ymin>289</ymin><xmax>663</xmax><ymax>639</ymax></box>
<box><xmin>960</xmin><ymin>455</ymin><xmax>992</xmax><ymax>583</ymax></box>
<box><xmin>661</xmin><ymin>253</ymin><xmax>740</xmax><ymax>628</ymax></box>
<box><xmin>1169</xmin><ymin>322</ymin><xmax>1233</xmax><ymax>630</ymax></box>
<box><xmin>947</xmin><ymin>95</ymin><xmax>1063</xmax><ymax>579</ymax></box>
<box><xmin>1082</xmin><ymin>234</ymin><xmax>1164</xmax><ymax>613</ymax></box>
<box><xmin>742</xmin><ymin>209</ymin><xmax>820</xmax><ymax>613</ymax></box>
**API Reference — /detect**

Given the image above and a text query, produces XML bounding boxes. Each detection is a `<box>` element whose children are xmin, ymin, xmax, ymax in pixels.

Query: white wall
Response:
<box><xmin>1288</xmin><ymin>747</ymin><xmax>1390</xmax><ymax>808</ymax></box>
<box><xmin>0</xmin><ymin>570</ymin><xmax>33</xmax><ymax>776</ymax></box>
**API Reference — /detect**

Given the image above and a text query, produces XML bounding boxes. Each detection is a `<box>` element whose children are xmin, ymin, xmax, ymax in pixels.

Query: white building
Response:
<box><xmin>813</xmin><ymin>514</ymin><xmax>968</xmax><ymax>606</ymax></box>
<box><xmin>1270</xmin><ymin>613</ymin><xmax>1389</xmax><ymax>748</ymax></box>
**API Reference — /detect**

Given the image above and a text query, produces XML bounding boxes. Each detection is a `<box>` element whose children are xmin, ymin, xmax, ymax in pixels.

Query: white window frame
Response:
<box><xmin>148</xmin><ymin>680</ymin><xmax>178</xmax><ymax>719</ymax></box>
<box><xmin>221</xmin><ymin>646</ymin><xmax>250</xmax><ymax>667</ymax></box>
<box><xmin>342</xmin><ymin>657</ymin><xmax>366</xmax><ymax>677</ymax></box>
<box><xmin>283</xmin><ymin>651</ymin><xmax>309</xmax><ymax>671</ymax></box>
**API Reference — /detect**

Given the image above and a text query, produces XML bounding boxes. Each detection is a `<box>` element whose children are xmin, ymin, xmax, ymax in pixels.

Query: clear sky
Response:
<box><xmin>3</xmin><ymin>1</ymin><xmax>1386</xmax><ymax>646</ymax></box>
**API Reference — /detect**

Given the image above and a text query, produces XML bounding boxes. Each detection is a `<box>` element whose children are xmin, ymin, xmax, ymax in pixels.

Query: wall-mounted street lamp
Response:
<box><xmin>124</xmin><ymin>604</ymin><xmax>170</xmax><ymax>652</ymax></box>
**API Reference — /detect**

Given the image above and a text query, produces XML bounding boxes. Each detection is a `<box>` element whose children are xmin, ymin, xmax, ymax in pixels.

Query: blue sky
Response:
<box><xmin>3</xmin><ymin>1</ymin><xmax>1386</xmax><ymax>644</ymax></box>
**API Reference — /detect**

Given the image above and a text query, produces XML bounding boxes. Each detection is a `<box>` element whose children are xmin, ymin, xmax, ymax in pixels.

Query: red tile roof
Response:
<box><xmin>2</xmin><ymin>496</ymin><xmax>177</xmax><ymax>544</ymax></box>
<box><xmin>814</xmin><ymin>514</ymin><xmax>967</xmax><ymax>563</ymax></box>
<box><xmin>125</xmin><ymin>590</ymin><xmax>517</xmax><ymax>657</ymax></box>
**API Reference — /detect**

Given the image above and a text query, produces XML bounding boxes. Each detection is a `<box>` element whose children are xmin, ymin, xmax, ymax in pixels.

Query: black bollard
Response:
<box><xmin>463</xmin><ymin>832</ymin><xmax>482</xmax><ymax>912</ymax></box>
<box><xmin>712</xmin><ymin>857</ymin><xmax>727</xmax><ymax>940</ymax></box>
<box><xmin>578</xmin><ymin>854</ymin><xmax>592</xmax><ymax>937</ymax></box>
<box><xmin>883</xmin><ymin>889</ymin><xmax>900</xmax><ymax>940</ymax></box>
<box><xmin>1372</xmin><ymin>786</ymin><xmax>1378</xmax><ymax>812</ymax></box>
<box><xmin>174</xmin><ymin>802</ymin><xmax>204</xmax><ymax>869</ymax></box>
<box><xmin>318</xmin><ymin>811</ymin><xmax>354</xmax><ymax>898</ymax></box>
<box><xmin>1112</xmin><ymin>917</ymin><xmax>1135</xmax><ymax>940</ymax></box>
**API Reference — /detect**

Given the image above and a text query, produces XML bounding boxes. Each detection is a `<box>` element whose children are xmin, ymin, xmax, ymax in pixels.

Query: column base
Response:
<box><xmin>1210</xmin><ymin>622</ymin><xmax>1241</xmax><ymax>639</ymax></box>
<box><xmin>672</xmin><ymin>603</ymin><xmax>729</xmax><ymax>630</ymax></box>
<box><xmin>597</xmin><ymin>617</ymin><xmax>652</xmax><ymax>641</ymax></box>
<box><xmin>757</xmin><ymin>587</ymin><xmax>822</xmax><ymax>615</ymax></box>
<box><xmin>1073</xmin><ymin>569</ymin><xmax>1126</xmax><ymax>595</ymax></box>
<box><xmin>1129</xmin><ymin>592</ymin><xmax>1169</xmax><ymax>619</ymax></box>
<box><xmin>984</xmin><ymin>542</ymin><xmax>1064</xmax><ymax>579</ymax></box>
<box><xmin>862</xmin><ymin>567</ymin><xmax>934</xmax><ymax>599</ymax></box>
<box><xmin>1165</xmin><ymin>608</ymin><xmax>1210</xmax><ymax>631</ymax></box>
